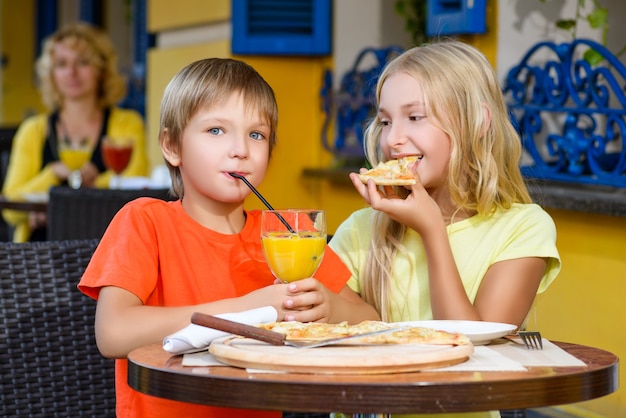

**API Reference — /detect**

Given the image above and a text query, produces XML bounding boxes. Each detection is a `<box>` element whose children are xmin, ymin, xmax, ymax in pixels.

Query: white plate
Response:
<box><xmin>398</xmin><ymin>320</ymin><xmax>517</xmax><ymax>345</ymax></box>
<box><xmin>21</xmin><ymin>192</ymin><xmax>49</xmax><ymax>203</ymax></box>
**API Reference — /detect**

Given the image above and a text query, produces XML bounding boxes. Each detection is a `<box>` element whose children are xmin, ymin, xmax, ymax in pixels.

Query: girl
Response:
<box><xmin>330</xmin><ymin>41</ymin><xmax>561</xmax><ymax>418</ymax></box>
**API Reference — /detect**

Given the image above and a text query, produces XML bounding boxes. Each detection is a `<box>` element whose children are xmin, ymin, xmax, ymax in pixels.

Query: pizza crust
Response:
<box><xmin>358</xmin><ymin>175</ymin><xmax>416</xmax><ymax>186</ymax></box>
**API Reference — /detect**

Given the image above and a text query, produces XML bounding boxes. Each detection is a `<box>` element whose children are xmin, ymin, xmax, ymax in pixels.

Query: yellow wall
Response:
<box><xmin>0</xmin><ymin>0</ymin><xmax>45</xmax><ymax>125</ymax></box>
<box><xmin>148</xmin><ymin>0</ymin><xmax>230</xmax><ymax>31</ymax></box>
<box><xmin>527</xmin><ymin>209</ymin><xmax>626</xmax><ymax>417</ymax></box>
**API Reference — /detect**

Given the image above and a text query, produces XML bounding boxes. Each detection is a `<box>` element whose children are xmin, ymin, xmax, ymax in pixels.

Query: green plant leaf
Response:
<box><xmin>587</xmin><ymin>7</ymin><xmax>608</xmax><ymax>29</ymax></box>
<box><xmin>584</xmin><ymin>49</ymin><xmax>603</xmax><ymax>66</ymax></box>
<box><xmin>536</xmin><ymin>0</ymin><xmax>624</xmax><ymax>58</ymax></box>
<box><xmin>556</xmin><ymin>19</ymin><xmax>576</xmax><ymax>30</ymax></box>
<box><xmin>394</xmin><ymin>0</ymin><xmax>406</xmax><ymax>15</ymax></box>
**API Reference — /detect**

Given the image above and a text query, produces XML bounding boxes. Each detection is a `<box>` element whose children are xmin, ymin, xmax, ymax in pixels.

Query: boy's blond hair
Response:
<box><xmin>361</xmin><ymin>40</ymin><xmax>531</xmax><ymax>320</ymax></box>
<box><xmin>159</xmin><ymin>58</ymin><xmax>279</xmax><ymax>198</ymax></box>
<box><xmin>36</xmin><ymin>22</ymin><xmax>127</xmax><ymax>110</ymax></box>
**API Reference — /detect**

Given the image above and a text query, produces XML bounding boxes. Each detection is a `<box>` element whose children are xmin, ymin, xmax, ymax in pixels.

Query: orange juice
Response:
<box><xmin>261</xmin><ymin>232</ymin><xmax>326</xmax><ymax>282</ymax></box>
<box><xmin>59</xmin><ymin>148</ymin><xmax>91</xmax><ymax>170</ymax></box>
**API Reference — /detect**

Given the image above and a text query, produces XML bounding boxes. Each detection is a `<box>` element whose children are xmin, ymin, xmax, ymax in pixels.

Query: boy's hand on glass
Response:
<box><xmin>281</xmin><ymin>278</ymin><xmax>334</xmax><ymax>323</ymax></box>
<box><xmin>243</xmin><ymin>281</ymin><xmax>321</xmax><ymax>322</ymax></box>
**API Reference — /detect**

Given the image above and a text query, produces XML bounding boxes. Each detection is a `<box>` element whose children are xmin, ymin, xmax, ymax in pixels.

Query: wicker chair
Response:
<box><xmin>47</xmin><ymin>186</ymin><xmax>174</xmax><ymax>240</ymax></box>
<box><xmin>0</xmin><ymin>239</ymin><xmax>115</xmax><ymax>417</ymax></box>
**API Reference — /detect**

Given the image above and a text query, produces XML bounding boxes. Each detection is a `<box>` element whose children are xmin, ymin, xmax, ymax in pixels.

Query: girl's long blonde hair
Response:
<box><xmin>360</xmin><ymin>40</ymin><xmax>531</xmax><ymax>320</ymax></box>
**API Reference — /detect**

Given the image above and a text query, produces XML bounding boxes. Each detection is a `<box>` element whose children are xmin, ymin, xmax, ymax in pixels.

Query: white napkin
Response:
<box><xmin>435</xmin><ymin>346</ymin><xmax>527</xmax><ymax>372</ymax></box>
<box><xmin>163</xmin><ymin>306</ymin><xmax>278</xmax><ymax>354</ymax></box>
<box><xmin>183</xmin><ymin>351</ymin><xmax>225</xmax><ymax>366</ymax></box>
<box><xmin>488</xmin><ymin>338</ymin><xmax>587</xmax><ymax>367</ymax></box>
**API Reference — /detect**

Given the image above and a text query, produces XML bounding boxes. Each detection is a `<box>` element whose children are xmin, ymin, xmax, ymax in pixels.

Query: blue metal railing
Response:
<box><xmin>320</xmin><ymin>46</ymin><xmax>403</xmax><ymax>164</ymax></box>
<box><xmin>322</xmin><ymin>41</ymin><xmax>626</xmax><ymax>188</ymax></box>
<box><xmin>504</xmin><ymin>39</ymin><xmax>626</xmax><ymax>188</ymax></box>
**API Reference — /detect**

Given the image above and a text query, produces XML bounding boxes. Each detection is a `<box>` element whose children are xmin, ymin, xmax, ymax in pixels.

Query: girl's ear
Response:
<box><xmin>480</xmin><ymin>103</ymin><xmax>492</xmax><ymax>137</ymax></box>
<box><xmin>160</xmin><ymin>128</ymin><xmax>181</xmax><ymax>167</ymax></box>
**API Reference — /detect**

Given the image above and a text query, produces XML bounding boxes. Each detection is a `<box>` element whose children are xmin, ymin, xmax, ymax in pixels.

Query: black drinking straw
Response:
<box><xmin>229</xmin><ymin>172</ymin><xmax>296</xmax><ymax>233</ymax></box>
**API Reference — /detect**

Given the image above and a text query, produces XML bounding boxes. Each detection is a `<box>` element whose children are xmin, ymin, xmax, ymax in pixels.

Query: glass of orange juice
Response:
<box><xmin>261</xmin><ymin>209</ymin><xmax>326</xmax><ymax>283</ymax></box>
<box><xmin>58</xmin><ymin>140</ymin><xmax>92</xmax><ymax>189</ymax></box>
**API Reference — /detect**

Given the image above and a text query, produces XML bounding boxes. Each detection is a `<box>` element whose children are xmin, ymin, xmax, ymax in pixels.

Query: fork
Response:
<box><xmin>511</xmin><ymin>331</ymin><xmax>543</xmax><ymax>350</ymax></box>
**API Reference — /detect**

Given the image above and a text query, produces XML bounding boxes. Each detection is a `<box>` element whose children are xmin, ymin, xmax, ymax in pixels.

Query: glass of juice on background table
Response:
<box><xmin>101</xmin><ymin>136</ymin><xmax>133</xmax><ymax>189</ymax></box>
<box><xmin>58</xmin><ymin>140</ymin><xmax>92</xmax><ymax>189</ymax></box>
<box><xmin>261</xmin><ymin>209</ymin><xmax>326</xmax><ymax>283</ymax></box>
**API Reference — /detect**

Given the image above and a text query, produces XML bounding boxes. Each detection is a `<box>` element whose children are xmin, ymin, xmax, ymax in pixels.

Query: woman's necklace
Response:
<box><xmin>57</xmin><ymin>118</ymin><xmax>90</xmax><ymax>149</ymax></box>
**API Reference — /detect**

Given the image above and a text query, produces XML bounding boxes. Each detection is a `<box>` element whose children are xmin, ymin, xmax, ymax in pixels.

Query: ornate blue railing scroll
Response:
<box><xmin>503</xmin><ymin>39</ymin><xmax>626</xmax><ymax>187</ymax></box>
<box><xmin>320</xmin><ymin>46</ymin><xmax>403</xmax><ymax>164</ymax></box>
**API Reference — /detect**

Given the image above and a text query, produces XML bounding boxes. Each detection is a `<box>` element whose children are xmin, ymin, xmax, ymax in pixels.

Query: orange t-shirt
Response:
<box><xmin>79</xmin><ymin>198</ymin><xmax>350</xmax><ymax>418</ymax></box>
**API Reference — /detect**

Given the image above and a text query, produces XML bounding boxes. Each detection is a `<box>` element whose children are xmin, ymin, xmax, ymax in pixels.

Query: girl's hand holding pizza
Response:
<box><xmin>349</xmin><ymin>168</ymin><xmax>444</xmax><ymax>236</ymax></box>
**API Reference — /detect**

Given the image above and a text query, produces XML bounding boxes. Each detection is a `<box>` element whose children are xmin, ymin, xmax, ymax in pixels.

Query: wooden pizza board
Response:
<box><xmin>209</xmin><ymin>337</ymin><xmax>474</xmax><ymax>375</ymax></box>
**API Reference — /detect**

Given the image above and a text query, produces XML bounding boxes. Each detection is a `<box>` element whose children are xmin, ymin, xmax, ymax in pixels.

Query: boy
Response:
<box><xmin>79</xmin><ymin>58</ymin><xmax>379</xmax><ymax>418</ymax></box>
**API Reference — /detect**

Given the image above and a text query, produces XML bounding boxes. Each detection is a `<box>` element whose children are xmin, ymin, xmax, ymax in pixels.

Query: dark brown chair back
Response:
<box><xmin>47</xmin><ymin>186</ymin><xmax>175</xmax><ymax>240</ymax></box>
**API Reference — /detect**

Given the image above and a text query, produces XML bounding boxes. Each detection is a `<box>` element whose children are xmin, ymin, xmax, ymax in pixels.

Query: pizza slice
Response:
<box><xmin>260</xmin><ymin>321</ymin><xmax>352</xmax><ymax>341</ymax></box>
<box><xmin>360</xmin><ymin>326</ymin><xmax>472</xmax><ymax>346</ymax></box>
<box><xmin>358</xmin><ymin>156</ymin><xmax>419</xmax><ymax>186</ymax></box>
<box><xmin>258</xmin><ymin>320</ymin><xmax>471</xmax><ymax>346</ymax></box>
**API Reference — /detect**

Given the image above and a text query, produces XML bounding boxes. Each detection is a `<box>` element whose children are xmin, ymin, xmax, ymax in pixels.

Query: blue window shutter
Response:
<box><xmin>426</xmin><ymin>0</ymin><xmax>487</xmax><ymax>36</ymax></box>
<box><xmin>232</xmin><ymin>0</ymin><xmax>331</xmax><ymax>55</ymax></box>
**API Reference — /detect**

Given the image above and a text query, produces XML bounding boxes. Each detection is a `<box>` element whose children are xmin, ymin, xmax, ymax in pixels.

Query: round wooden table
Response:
<box><xmin>127</xmin><ymin>341</ymin><xmax>618</xmax><ymax>415</ymax></box>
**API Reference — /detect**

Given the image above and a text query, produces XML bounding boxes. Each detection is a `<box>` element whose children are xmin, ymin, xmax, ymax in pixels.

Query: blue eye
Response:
<box><xmin>250</xmin><ymin>131</ymin><xmax>265</xmax><ymax>141</ymax></box>
<box><xmin>208</xmin><ymin>127</ymin><xmax>223</xmax><ymax>135</ymax></box>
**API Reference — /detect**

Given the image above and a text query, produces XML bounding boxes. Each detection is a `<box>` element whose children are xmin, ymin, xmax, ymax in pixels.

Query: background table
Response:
<box><xmin>0</xmin><ymin>195</ymin><xmax>47</xmax><ymax>212</ymax></box>
<box><xmin>127</xmin><ymin>341</ymin><xmax>618</xmax><ymax>414</ymax></box>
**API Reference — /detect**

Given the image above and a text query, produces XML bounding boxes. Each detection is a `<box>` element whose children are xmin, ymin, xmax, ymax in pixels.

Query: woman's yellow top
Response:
<box><xmin>1</xmin><ymin>107</ymin><xmax>149</xmax><ymax>242</ymax></box>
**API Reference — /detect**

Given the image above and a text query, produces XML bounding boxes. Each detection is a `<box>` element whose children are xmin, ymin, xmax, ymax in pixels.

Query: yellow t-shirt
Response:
<box><xmin>331</xmin><ymin>203</ymin><xmax>560</xmax><ymax>323</ymax></box>
<box><xmin>330</xmin><ymin>203</ymin><xmax>561</xmax><ymax>418</ymax></box>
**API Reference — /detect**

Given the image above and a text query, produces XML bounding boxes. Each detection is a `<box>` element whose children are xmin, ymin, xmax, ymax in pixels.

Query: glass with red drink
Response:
<box><xmin>102</xmin><ymin>137</ymin><xmax>133</xmax><ymax>188</ymax></box>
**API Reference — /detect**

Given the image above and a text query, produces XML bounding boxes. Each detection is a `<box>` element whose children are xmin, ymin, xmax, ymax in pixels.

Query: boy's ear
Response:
<box><xmin>480</xmin><ymin>103</ymin><xmax>492</xmax><ymax>137</ymax></box>
<box><xmin>160</xmin><ymin>128</ymin><xmax>181</xmax><ymax>167</ymax></box>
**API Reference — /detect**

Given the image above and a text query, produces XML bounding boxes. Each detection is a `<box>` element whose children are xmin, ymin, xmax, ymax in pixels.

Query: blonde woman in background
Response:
<box><xmin>329</xmin><ymin>40</ymin><xmax>562</xmax><ymax>418</ymax></box>
<box><xmin>2</xmin><ymin>22</ymin><xmax>148</xmax><ymax>241</ymax></box>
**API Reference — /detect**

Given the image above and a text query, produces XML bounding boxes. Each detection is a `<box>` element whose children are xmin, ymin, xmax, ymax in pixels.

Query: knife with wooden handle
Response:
<box><xmin>191</xmin><ymin>312</ymin><xmax>287</xmax><ymax>346</ymax></box>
